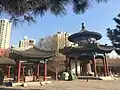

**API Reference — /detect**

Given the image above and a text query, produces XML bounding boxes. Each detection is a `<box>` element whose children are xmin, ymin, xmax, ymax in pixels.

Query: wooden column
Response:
<box><xmin>22</xmin><ymin>66</ymin><xmax>25</xmax><ymax>79</ymax></box>
<box><xmin>86</xmin><ymin>60</ymin><xmax>92</xmax><ymax>74</ymax></box>
<box><xmin>66</xmin><ymin>56</ymin><xmax>69</xmax><ymax>71</ymax></box>
<box><xmin>103</xmin><ymin>57</ymin><xmax>106</xmax><ymax>76</ymax></box>
<box><xmin>7</xmin><ymin>66</ymin><xmax>11</xmax><ymax>78</ymax></box>
<box><xmin>92</xmin><ymin>55</ymin><xmax>97</xmax><ymax>76</ymax></box>
<box><xmin>43</xmin><ymin>59</ymin><xmax>47</xmax><ymax>81</ymax></box>
<box><xmin>79</xmin><ymin>61</ymin><xmax>82</xmax><ymax>75</ymax></box>
<box><xmin>69</xmin><ymin>58</ymin><xmax>71</xmax><ymax>71</ymax></box>
<box><xmin>14</xmin><ymin>64</ymin><xmax>17</xmax><ymax>81</ymax></box>
<box><xmin>16</xmin><ymin>60</ymin><xmax>21</xmax><ymax>82</ymax></box>
<box><xmin>104</xmin><ymin>53</ymin><xmax>109</xmax><ymax>76</ymax></box>
<box><xmin>75</xmin><ymin>57</ymin><xmax>78</xmax><ymax>76</ymax></box>
<box><xmin>82</xmin><ymin>61</ymin><xmax>86</xmax><ymax>75</ymax></box>
<box><xmin>36</xmin><ymin>62</ymin><xmax>40</xmax><ymax>79</ymax></box>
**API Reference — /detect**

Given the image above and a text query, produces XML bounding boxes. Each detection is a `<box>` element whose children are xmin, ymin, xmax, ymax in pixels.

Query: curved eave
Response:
<box><xmin>59</xmin><ymin>46</ymin><xmax>97</xmax><ymax>55</ymax></box>
<box><xmin>60</xmin><ymin>44</ymin><xmax>114</xmax><ymax>56</ymax></box>
<box><xmin>68</xmin><ymin>31</ymin><xmax>102</xmax><ymax>42</ymax></box>
<box><xmin>97</xmin><ymin>44</ymin><xmax>114</xmax><ymax>53</ymax></box>
<box><xmin>10</xmin><ymin>50</ymin><xmax>54</xmax><ymax>60</ymax></box>
<box><xmin>0</xmin><ymin>58</ymin><xmax>16</xmax><ymax>65</ymax></box>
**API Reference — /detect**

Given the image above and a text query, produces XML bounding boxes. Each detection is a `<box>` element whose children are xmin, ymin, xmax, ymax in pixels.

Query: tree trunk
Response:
<box><xmin>55</xmin><ymin>72</ymin><xmax>58</xmax><ymax>80</ymax></box>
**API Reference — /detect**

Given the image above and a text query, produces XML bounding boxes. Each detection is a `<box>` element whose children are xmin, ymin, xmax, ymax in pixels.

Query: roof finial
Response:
<box><xmin>82</xmin><ymin>22</ymin><xmax>85</xmax><ymax>30</ymax></box>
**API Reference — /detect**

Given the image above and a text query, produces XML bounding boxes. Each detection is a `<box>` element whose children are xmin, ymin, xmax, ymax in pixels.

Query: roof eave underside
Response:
<box><xmin>60</xmin><ymin>46</ymin><xmax>113</xmax><ymax>55</ymax></box>
<box><xmin>68</xmin><ymin>31</ymin><xmax>102</xmax><ymax>42</ymax></box>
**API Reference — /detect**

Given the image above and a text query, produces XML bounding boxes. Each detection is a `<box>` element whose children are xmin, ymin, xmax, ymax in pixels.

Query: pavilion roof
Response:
<box><xmin>68</xmin><ymin>23</ymin><xmax>102</xmax><ymax>42</ymax></box>
<box><xmin>10</xmin><ymin>46</ymin><xmax>55</xmax><ymax>60</ymax></box>
<box><xmin>60</xmin><ymin>44</ymin><xmax>114</xmax><ymax>56</ymax></box>
<box><xmin>68</xmin><ymin>30</ymin><xmax>102</xmax><ymax>42</ymax></box>
<box><xmin>0</xmin><ymin>57</ymin><xmax>15</xmax><ymax>65</ymax></box>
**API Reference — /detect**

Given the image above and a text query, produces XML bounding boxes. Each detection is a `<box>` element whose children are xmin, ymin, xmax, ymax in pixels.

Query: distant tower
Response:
<box><xmin>0</xmin><ymin>19</ymin><xmax>12</xmax><ymax>49</ymax></box>
<box><xmin>19</xmin><ymin>36</ymin><xmax>35</xmax><ymax>49</ymax></box>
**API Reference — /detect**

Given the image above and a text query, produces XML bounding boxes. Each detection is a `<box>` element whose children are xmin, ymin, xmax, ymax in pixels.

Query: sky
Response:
<box><xmin>1</xmin><ymin>0</ymin><xmax>120</xmax><ymax>47</ymax></box>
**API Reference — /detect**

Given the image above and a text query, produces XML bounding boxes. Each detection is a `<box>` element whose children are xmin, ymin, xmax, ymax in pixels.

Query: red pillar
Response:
<box><xmin>93</xmin><ymin>56</ymin><xmax>97</xmax><ymax>76</ymax></box>
<box><xmin>36</xmin><ymin>63</ymin><xmax>40</xmax><ymax>79</ymax></box>
<box><xmin>22</xmin><ymin>66</ymin><xmax>25</xmax><ymax>79</ymax></box>
<box><xmin>104</xmin><ymin>53</ymin><xmax>109</xmax><ymax>76</ymax></box>
<box><xmin>16</xmin><ymin>60</ymin><xmax>21</xmax><ymax>82</ymax></box>
<box><xmin>43</xmin><ymin>60</ymin><xmax>47</xmax><ymax>81</ymax></box>
<box><xmin>7</xmin><ymin>66</ymin><xmax>11</xmax><ymax>78</ymax></box>
<box><xmin>103</xmin><ymin>57</ymin><xmax>106</xmax><ymax>76</ymax></box>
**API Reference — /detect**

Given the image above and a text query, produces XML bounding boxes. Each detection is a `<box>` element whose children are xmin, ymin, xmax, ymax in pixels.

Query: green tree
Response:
<box><xmin>0</xmin><ymin>0</ymin><xmax>108</xmax><ymax>24</ymax></box>
<box><xmin>107</xmin><ymin>13</ymin><xmax>120</xmax><ymax>54</ymax></box>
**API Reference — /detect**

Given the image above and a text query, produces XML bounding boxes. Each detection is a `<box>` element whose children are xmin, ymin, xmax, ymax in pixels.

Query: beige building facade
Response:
<box><xmin>19</xmin><ymin>36</ymin><xmax>35</xmax><ymax>49</ymax></box>
<box><xmin>52</xmin><ymin>31</ymin><xmax>72</xmax><ymax>56</ymax></box>
<box><xmin>0</xmin><ymin>19</ymin><xmax>12</xmax><ymax>49</ymax></box>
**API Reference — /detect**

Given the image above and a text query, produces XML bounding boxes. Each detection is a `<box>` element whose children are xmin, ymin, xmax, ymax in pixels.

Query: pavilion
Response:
<box><xmin>60</xmin><ymin>23</ymin><xmax>114</xmax><ymax>76</ymax></box>
<box><xmin>10</xmin><ymin>46</ymin><xmax>54</xmax><ymax>82</ymax></box>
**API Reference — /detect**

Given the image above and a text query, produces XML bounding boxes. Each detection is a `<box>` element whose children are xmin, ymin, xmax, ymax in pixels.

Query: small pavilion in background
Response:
<box><xmin>60</xmin><ymin>23</ymin><xmax>114</xmax><ymax>77</ymax></box>
<box><xmin>10</xmin><ymin>46</ymin><xmax>54</xmax><ymax>82</ymax></box>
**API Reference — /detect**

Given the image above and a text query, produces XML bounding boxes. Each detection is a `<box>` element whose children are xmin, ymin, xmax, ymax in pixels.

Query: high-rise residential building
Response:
<box><xmin>53</xmin><ymin>31</ymin><xmax>70</xmax><ymax>49</ymax></box>
<box><xmin>0</xmin><ymin>19</ymin><xmax>12</xmax><ymax>49</ymax></box>
<box><xmin>19</xmin><ymin>36</ymin><xmax>35</xmax><ymax>49</ymax></box>
<box><xmin>52</xmin><ymin>31</ymin><xmax>72</xmax><ymax>56</ymax></box>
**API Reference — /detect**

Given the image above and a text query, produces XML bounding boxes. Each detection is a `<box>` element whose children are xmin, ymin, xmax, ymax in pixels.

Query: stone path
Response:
<box><xmin>1</xmin><ymin>79</ymin><xmax>120</xmax><ymax>90</ymax></box>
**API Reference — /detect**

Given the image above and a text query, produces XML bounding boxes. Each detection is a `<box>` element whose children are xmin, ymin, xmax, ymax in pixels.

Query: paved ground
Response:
<box><xmin>1</xmin><ymin>79</ymin><xmax>120</xmax><ymax>90</ymax></box>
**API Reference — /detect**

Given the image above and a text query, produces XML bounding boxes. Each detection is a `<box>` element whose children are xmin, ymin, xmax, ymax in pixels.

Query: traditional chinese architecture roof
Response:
<box><xmin>60</xmin><ymin>44</ymin><xmax>114</xmax><ymax>56</ymax></box>
<box><xmin>10</xmin><ymin>46</ymin><xmax>55</xmax><ymax>60</ymax></box>
<box><xmin>68</xmin><ymin>23</ymin><xmax>102</xmax><ymax>42</ymax></box>
<box><xmin>0</xmin><ymin>57</ymin><xmax>15</xmax><ymax>65</ymax></box>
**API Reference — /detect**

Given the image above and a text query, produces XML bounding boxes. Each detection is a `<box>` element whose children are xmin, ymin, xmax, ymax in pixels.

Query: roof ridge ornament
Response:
<box><xmin>81</xmin><ymin>22</ymin><xmax>86</xmax><ymax>31</ymax></box>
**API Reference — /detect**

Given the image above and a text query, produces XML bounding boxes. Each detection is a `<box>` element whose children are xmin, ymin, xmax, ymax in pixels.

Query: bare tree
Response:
<box><xmin>4</xmin><ymin>48</ymin><xmax>11</xmax><ymax>58</ymax></box>
<box><xmin>37</xmin><ymin>36</ymin><xmax>57</xmax><ymax>52</ymax></box>
<box><xmin>47</xmin><ymin>60</ymin><xmax>65</xmax><ymax>80</ymax></box>
<box><xmin>37</xmin><ymin>36</ymin><xmax>66</xmax><ymax>80</ymax></box>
